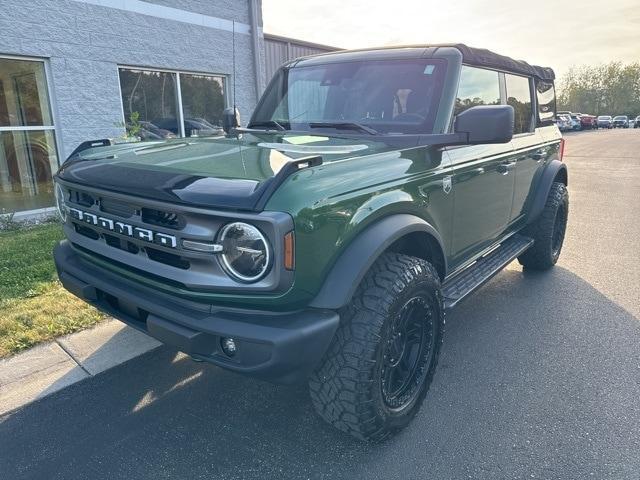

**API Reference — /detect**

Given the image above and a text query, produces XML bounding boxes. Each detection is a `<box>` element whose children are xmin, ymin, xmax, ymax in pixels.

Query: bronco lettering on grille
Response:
<box><xmin>68</xmin><ymin>207</ymin><xmax>177</xmax><ymax>248</ymax></box>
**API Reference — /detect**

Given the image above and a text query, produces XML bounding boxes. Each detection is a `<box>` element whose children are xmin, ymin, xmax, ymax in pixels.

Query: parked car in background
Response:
<box><xmin>634</xmin><ymin>116</ymin><xmax>640</xmax><ymax>128</ymax></box>
<box><xmin>613</xmin><ymin>115</ymin><xmax>629</xmax><ymax>128</ymax></box>
<box><xmin>597</xmin><ymin>115</ymin><xmax>613</xmax><ymax>128</ymax></box>
<box><xmin>138</xmin><ymin>121</ymin><xmax>177</xmax><ymax>141</ymax></box>
<box><xmin>579</xmin><ymin>114</ymin><xmax>597</xmax><ymax>130</ymax></box>
<box><xmin>629</xmin><ymin>118</ymin><xmax>635</xmax><ymax>128</ymax></box>
<box><xmin>153</xmin><ymin>118</ymin><xmax>225</xmax><ymax>137</ymax></box>
<box><xmin>556</xmin><ymin>114</ymin><xmax>572</xmax><ymax>132</ymax></box>
<box><xmin>570</xmin><ymin>114</ymin><xmax>582</xmax><ymax>130</ymax></box>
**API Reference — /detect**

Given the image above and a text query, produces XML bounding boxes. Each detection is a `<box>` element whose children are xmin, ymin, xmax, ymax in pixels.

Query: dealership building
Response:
<box><xmin>0</xmin><ymin>0</ymin><xmax>332</xmax><ymax>217</ymax></box>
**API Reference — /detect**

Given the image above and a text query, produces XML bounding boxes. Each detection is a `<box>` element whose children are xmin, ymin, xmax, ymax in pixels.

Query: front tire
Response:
<box><xmin>518</xmin><ymin>181</ymin><xmax>569</xmax><ymax>270</ymax></box>
<box><xmin>309</xmin><ymin>253</ymin><xmax>444</xmax><ymax>442</ymax></box>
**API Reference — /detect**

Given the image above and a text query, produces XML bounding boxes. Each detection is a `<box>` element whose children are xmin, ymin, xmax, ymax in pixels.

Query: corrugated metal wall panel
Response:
<box><xmin>263</xmin><ymin>36</ymin><xmax>337</xmax><ymax>83</ymax></box>
<box><xmin>264</xmin><ymin>39</ymin><xmax>288</xmax><ymax>83</ymax></box>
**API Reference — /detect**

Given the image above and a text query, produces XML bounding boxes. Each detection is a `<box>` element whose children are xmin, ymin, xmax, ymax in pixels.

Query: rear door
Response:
<box><xmin>505</xmin><ymin>73</ymin><xmax>546</xmax><ymax>223</ymax></box>
<box><xmin>447</xmin><ymin>66</ymin><xmax>515</xmax><ymax>267</ymax></box>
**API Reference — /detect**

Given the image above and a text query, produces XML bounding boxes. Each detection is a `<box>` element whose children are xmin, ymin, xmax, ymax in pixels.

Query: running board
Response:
<box><xmin>442</xmin><ymin>234</ymin><xmax>534</xmax><ymax>310</ymax></box>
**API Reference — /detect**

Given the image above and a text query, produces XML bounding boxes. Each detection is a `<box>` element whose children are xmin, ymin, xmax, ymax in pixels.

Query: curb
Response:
<box><xmin>0</xmin><ymin>320</ymin><xmax>161</xmax><ymax>416</ymax></box>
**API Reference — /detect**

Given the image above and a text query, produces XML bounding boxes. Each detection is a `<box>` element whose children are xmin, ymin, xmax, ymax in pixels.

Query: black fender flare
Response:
<box><xmin>526</xmin><ymin>160</ymin><xmax>568</xmax><ymax>224</ymax></box>
<box><xmin>309</xmin><ymin>214</ymin><xmax>446</xmax><ymax>310</ymax></box>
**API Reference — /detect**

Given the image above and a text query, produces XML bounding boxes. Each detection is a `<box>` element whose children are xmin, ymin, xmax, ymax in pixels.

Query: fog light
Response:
<box><xmin>221</xmin><ymin>337</ymin><xmax>237</xmax><ymax>357</ymax></box>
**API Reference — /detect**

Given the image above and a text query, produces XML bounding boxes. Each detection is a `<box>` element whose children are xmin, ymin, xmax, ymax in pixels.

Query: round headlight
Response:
<box><xmin>219</xmin><ymin>222</ymin><xmax>271</xmax><ymax>282</ymax></box>
<box><xmin>54</xmin><ymin>183</ymin><xmax>66</xmax><ymax>222</ymax></box>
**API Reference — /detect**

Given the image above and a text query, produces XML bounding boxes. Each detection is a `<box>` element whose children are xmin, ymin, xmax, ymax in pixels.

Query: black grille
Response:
<box><xmin>70</xmin><ymin>190</ymin><xmax>96</xmax><ymax>207</ymax></box>
<box><xmin>100</xmin><ymin>197</ymin><xmax>135</xmax><ymax>218</ymax></box>
<box><xmin>145</xmin><ymin>247</ymin><xmax>190</xmax><ymax>269</ymax></box>
<box><xmin>141</xmin><ymin>207</ymin><xmax>183</xmax><ymax>230</ymax></box>
<box><xmin>72</xmin><ymin>243</ymin><xmax>188</xmax><ymax>290</ymax></box>
<box><xmin>74</xmin><ymin>222</ymin><xmax>99</xmax><ymax>240</ymax></box>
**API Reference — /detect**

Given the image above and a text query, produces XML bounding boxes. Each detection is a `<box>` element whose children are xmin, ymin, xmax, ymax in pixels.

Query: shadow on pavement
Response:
<box><xmin>1</xmin><ymin>265</ymin><xmax>639</xmax><ymax>479</ymax></box>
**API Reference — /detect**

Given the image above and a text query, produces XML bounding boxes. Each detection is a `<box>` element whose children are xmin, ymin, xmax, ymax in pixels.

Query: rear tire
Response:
<box><xmin>309</xmin><ymin>253</ymin><xmax>444</xmax><ymax>442</ymax></box>
<box><xmin>518</xmin><ymin>181</ymin><xmax>569</xmax><ymax>270</ymax></box>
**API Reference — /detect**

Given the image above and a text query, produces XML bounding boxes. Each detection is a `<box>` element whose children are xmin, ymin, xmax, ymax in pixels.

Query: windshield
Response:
<box><xmin>614</xmin><ymin>116</ymin><xmax>627</xmax><ymax>120</ymax></box>
<box><xmin>598</xmin><ymin>116</ymin><xmax>611</xmax><ymax>120</ymax></box>
<box><xmin>251</xmin><ymin>59</ymin><xmax>447</xmax><ymax>135</ymax></box>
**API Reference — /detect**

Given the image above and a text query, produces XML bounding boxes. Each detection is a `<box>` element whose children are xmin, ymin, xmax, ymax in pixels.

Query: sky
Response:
<box><xmin>262</xmin><ymin>0</ymin><xmax>640</xmax><ymax>82</ymax></box>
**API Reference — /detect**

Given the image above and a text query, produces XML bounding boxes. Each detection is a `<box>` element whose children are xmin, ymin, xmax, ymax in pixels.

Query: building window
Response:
<box><xmin>118</xmin><ymin>68</ymin><xmax>226</xmax><ymax>140</ymax></box>
<box><xmin>0</xmin><ymin>57</ymin><xmax>58</xmax><ymax>213</ymax></box>
<box><xmin>505</xmin><ymin>73</ymin><xmax>533</xmax><ymax>134</ymax></box>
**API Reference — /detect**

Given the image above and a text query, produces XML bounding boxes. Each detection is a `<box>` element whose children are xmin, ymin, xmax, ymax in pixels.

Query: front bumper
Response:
<box><xmin>54</xmin><ymin>241</ymin><xmax>339</xmax><ymax>383</ymax></box>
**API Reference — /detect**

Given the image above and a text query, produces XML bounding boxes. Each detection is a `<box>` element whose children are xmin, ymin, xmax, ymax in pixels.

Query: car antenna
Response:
<box><xmin>231</xmin><ymin>20</ymin><xmax>246</xmax><ymax>170</ymax></box>
<box><xmin>232</xmin><ymin>20</ymin><xmax>237</xmax><ymax>112</ymax></box>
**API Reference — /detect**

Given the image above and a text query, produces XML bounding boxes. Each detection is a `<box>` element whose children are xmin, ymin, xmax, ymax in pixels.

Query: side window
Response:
<box><xmin>535</xmin><ymin>80</ymin><xmax>556</xmax><ymax>125</ymax></box>
<box><xmin>454</xmin><ymin>66</ymin><xmax>500</xmax><ymax>116</ymax></box>
<box><xmin>505</xmin><ymin>74</ymin><xmax>533</xmax><ymax>134</ymax></box>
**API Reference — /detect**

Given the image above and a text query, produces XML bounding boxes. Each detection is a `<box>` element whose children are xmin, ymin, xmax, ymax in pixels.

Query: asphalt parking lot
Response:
<box><xmin>1</xmin><ymin>129</ymin><xmax>639</xmax><ymax>480</ymax></box>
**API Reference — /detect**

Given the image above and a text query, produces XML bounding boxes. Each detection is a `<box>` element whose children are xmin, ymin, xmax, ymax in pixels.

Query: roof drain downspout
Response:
<box><xmin>249</xmin><ymin>0</ymin><xmax>264</xmax><ymax>100</ymax></box>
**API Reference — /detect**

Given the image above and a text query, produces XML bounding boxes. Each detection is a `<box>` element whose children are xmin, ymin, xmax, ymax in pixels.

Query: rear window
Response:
<box><xmin>535</xmin><ymin>80</ymin><xmax>556</xmax><ymax>126</ymax></box>
<box><xmin>505</xmin><ymin>73</ymin><xmax>533</xmax><ymax>134</ymax></box>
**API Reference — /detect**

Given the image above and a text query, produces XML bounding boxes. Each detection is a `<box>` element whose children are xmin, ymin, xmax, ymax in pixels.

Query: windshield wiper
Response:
<box><xmin>246</xmin><ymin>120</ymin><xmax>287</xmax><ymax>131</ymax></box>
<box><xmin>309</xmin><ymin>122</ymin><xmax>378</xmax><ymax>135</ymax></box>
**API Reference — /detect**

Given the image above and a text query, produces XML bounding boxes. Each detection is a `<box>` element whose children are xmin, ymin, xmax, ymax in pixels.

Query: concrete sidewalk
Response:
<box><xmin>0</xmin><ymin>320</ymin><xmax>161</xmax><ymax>416</ymax></box>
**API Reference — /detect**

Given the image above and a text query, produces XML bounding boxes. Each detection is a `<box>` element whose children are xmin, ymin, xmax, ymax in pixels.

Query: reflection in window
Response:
<box><xmin>118</xmin><ymin>68</ymin><xmax>179</xmax><ymax>138</ymax></box>
<box><xmin>454</xmin><ymin>66</ymin><xmax>500</xmax><ymax>116</ymax></box>
<box><xmin>0</xmin><ymin>58</ymin><xmax>57</xmax><ymax>212</ymax></box>
<box><xmin>536</xmin><ymin>80</ymin><xmax>556</xmax><ymax>125</ymax></box>
<box><xmin>505</xmin><ymin>74</ymin><xmax>533</xmax><ymax>134</ymax></box>
<box><xmin>179</xmin><ymin>73</ymin><xmax>225</xmax><ymax>137</ymax></box>
<box><xmin>254</xmin><ymin>59</ymin><xmax>446</xmax><ymax>134</ymax></box>
<box><xmin>0</xmin><ymin>130</ymin><xmax>58</xmax><ymax>211</ymax></box>
<box><xmin>118</xmin><ymin>69</ymin><xmax>226</xmax><ymax>139</ymax></box>
<box><xmin>0</xmin><ymin>58</ymin><xmax>53</xmax><ymax>127</ymax></box>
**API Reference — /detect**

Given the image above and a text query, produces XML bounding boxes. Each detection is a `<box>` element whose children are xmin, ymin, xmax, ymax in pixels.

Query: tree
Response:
<box><xmin>557</xmin><ymin>62</ymin><xmax>640</xmax><ymax>117</ymax></box>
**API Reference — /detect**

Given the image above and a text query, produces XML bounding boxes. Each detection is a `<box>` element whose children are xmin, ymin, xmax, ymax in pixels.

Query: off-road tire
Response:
<box><xmin>309</xmin><ymin>253</ymin><xmax>444</xmax><ymax>442</ymax></box>
<box><xmin>518</xmin><ymin>181</ymin><xmax>569</xmax><ymax>270</ymax></box>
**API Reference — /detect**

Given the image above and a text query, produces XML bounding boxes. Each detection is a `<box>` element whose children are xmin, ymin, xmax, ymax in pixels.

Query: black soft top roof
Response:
<box><xmin>450</xmin><ymin>44</ymin><xmax>555</xmax><ymax>81</ymax></box>
<box><xmin>293</xmin><ymin>43</ymin><xmax>555</xmax><ymax>82</ymax></box>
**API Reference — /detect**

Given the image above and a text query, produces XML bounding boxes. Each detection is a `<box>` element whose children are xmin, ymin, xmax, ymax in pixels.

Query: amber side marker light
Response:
<box><xmin>559</xmin><ymin>138</ymin><xmax>566</xmax><ymax>161</ymax></box>
<box><xmin>284</xmin><ymin>231</ymin><xmax>295</xmax><ymax>270</ymax></box>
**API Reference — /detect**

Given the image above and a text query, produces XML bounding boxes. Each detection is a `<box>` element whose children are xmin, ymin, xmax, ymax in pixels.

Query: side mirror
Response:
<box><xmin>222</xmin><ymin>107</ymin><xmax>241</xmax><ymax>134</ymax></box>
<box><xmin>455</xmin><ymin>105</ymin><xmax>514</xmax><ymax>144</ymax></box>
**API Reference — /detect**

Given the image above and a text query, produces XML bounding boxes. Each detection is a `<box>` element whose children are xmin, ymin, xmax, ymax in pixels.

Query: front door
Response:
<box><xmin>446</xmin><ymin>144</ymin><xmax>515</xmax><ymax>267</ymax></box>
<box><xmin>446</xmin><ymin>65</ymin><xmax>515</xmax><ymax>268</ymax></box>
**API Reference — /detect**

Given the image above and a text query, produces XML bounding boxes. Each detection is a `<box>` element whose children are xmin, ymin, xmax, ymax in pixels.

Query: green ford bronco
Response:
<box><xmin>54</xmin><ymin>44</ymin><xmax>568</xmax><ymax>441</ymax></box>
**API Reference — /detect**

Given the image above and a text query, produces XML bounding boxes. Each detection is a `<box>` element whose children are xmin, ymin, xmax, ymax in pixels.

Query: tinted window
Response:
<box><xmin>505</xmin><ymin>74</ymin><xmax>533</xmax><ymax>134</ymax></box>
<box><xmin>252</xmin><ymin>59</ymin><xmax>447</xmax><ymax>134</ymax></box>
<box><xmin>119</xmin><ymin>68</ymin><xmax>179</xmax><ymax>136</ymax></box>
<box><xmin>454</xmin><ymin>66</ymin><xmax>500</xmax><ymax>116</ymax></box>
<box><xmin>536</xmin><ymin>80</ymin><xmax>556</xmax><ymax>125</ymax></box>
<box><xmin>179</xmin><ymin>73</ymin><xmax>226</xmax><ymax>136</ymax></box>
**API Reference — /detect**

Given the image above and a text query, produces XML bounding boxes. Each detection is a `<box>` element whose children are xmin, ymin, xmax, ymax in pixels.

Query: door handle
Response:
<box><xmin>497</xmin><ymin>162</ymin><xmax>516</xmax><ymax>175</ymax></box>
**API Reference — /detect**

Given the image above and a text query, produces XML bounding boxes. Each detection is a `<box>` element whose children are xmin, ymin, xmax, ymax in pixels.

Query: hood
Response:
<box><xmin>57</xmin><ymin>133</ymin><xmax>394</xmax><ymax>211</ymax></box>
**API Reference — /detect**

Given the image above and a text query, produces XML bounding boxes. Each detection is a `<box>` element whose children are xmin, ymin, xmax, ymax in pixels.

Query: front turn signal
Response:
<box><xmin>284</xmin><ymin>231</ymin><xmax>295</xmax><ymax>270</ymax></box>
